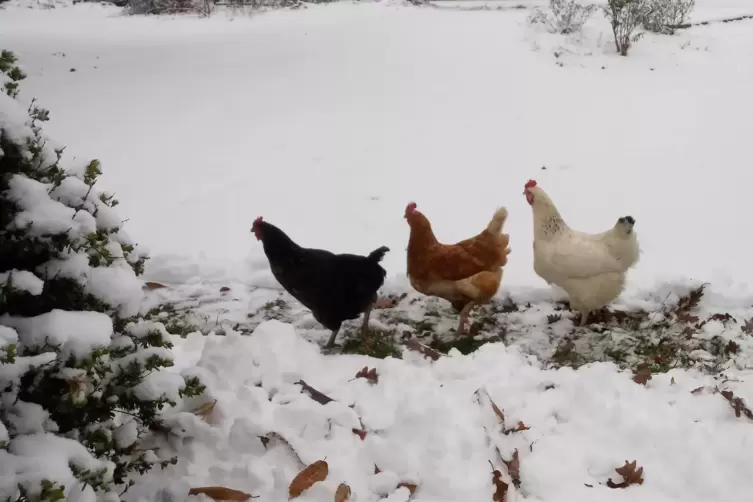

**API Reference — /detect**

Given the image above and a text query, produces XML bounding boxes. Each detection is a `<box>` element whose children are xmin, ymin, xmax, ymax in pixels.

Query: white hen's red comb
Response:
<box><xmin>525</xmin><ymin>179</ymin><xmax>537</xmax><ymax>189</ymax></box>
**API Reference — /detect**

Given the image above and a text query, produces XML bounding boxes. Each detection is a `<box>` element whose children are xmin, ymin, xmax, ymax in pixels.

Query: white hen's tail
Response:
<box><xmin>486</xmin><ymin>207</ymin><xmax>508</xmax><ymax>234</ymax></box>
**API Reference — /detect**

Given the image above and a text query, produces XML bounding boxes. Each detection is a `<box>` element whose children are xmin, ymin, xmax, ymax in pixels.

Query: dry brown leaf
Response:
<box><xmin>725</xmin><ymin>340</ymin><xmax>740</xmax><ymax>354</ymax></box>
<box><xmin>396</xmin><ymin>482</ymin><xmax>417</xmax><ymax>495</ymax></box>
<box><xmin>487</xmin><ymin>394</ymin><xmax>506</xmax><ymax>425</ymax></box>
<box><xmin>144</xmin><ymin>281</ymin><xmax>167</xmax><ymax>290</ymax></box>
<box><xmin>743</xmin><ymin>318</ymin><xmax>753</xmax><ymax>334</ymax></box>
<box><xmin>503</xmin><ymin>449</ymin><xmax>520</xmax><ymax>489</ymax></box>
<box><xmin>674</xmin><ymin>285</ymin><xmax>705</xmax><ymax>317</ymax></box>
<box><xmin>355</xmin><ymin>366</ymin><xmax>379</xmax><ymax>384</ymax></box>
<box><xmin>690</xmin><ymin>386</ymin><xmax>705</xmax><ymax>394</ymax></box>
<box><xmin>188</xmin><ymin>486</ymin><xmax>252</xmax><ymax>501</ymax></box>
<box><xmin>403</xmin><ymin>339</ymin><xmax>443</xmax><ymax>361</ymax></box>
<box><xmin>676</xmin><ymin>313</ymin><xmax>699</xmax><ymax>324</ymax></box>
<box><xmin>374</xmin><ymin>465</ymin><xmax>381</xmax><ymax>474</ymax></box>
<box><xmin>632</xmin><ymin>363</ymin><xmax>652</xmax><ymax>386</ymax></box>
<box><xmin>334</xmin><ymin>483</ymin><xmax>351</xmax><ymax>502</ymax></box>
<box><xmin>491</xmin><ymin>468</ymin><xmax>508</xmax><ymax>501</ymax></box>
<box><xmin>606</xmin><ymin>460</ymin><xmax>644</xmax><ymax>489</ymax></box>
<box><xmin>191</xmin><ymin>399</ymin><xmax>217</xmax><ymax>422</ymax></box>
<box><xmin>289</xmin><ymin>460</ymin><xmax>329</xmax><ymax>499</ymax></box>
<box><xmin>504</xmin><ymin>421</ymin><xmax>530</xmax><ymax>435</ymax></box>
<box><xmin>720</xmin><ymin>390</ymin><xmax>753</xmax><ymax>420</ymax></box>
<box><xmin>352</xmin><ymin>428</ymin><xmax>367</xmax><ymax>440</ymax></box>
<box><xmin>296</xmin><ymin>380</ymin><xmax>334</xmax><ymax>405</ymax></box>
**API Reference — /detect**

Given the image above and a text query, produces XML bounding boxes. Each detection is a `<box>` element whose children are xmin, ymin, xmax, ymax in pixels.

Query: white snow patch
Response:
<box><xmin>0</xmin><ymin>269</ymin><xmax>44</xmax><ymax>295</ymax></box>
<box><xmin>0</xmin><ymin>309</ymin><xmax>112</xmax><ymax>359</ymax></box>
<box><xmin>86</xmin><ymin>264</ymin><xmax>144</xmax><ymax>316</ymax></box>
<box><xmin>36</xmin><ymin>250</ymin><xmax>91</xmax><ymax>285</ymax></box>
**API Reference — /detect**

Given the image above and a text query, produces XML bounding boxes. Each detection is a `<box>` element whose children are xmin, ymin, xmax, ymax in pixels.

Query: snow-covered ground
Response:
<box><xmin>2</xmin><ymin>0</ymin><xmax>753</xmax><ymax>500</ymax></box>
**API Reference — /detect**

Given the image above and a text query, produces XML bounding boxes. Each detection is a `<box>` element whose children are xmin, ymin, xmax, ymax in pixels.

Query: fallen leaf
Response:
<box><xmin>491</xmin><ymin>469</ymin><xmax>508</xmax><ymax>501</ymax></box>
<box><xmin>188</xmin><ymin>486</ymin><xmax>252</xmax><ymax>501</ymax></box>
<box><xmin>632</xmin><ymin>363</ymin><xmax>652</xmax><ymax>386</ymax></box>
<box><xmin>690</xmin><ymin>386</ymin><xmax>705</xmax><ymax>394</ymax></box>
<box><xmin>403</xmin><ymin>338</ymin><xmax>443</xmax><ymax>361</ymax></box>
<box><xmin>296</xmin><ymin>380</ymin><xmax>334</xmax><ymax>405</ymax></box>
<box><xmin>503</xmin><ymin>449</ymin><xmax>520</xmax><ymax>489</ymax></box>
<box><xmin>584</xmin><ymin>483</ymin><xmax>593</xmax><ymax>488</ymax></box>
<box><xmin>742</xmin><ymin>318</ymin><xmax>753</xmax><ymax>334</ymax></box>
<box><xmin>220</xmin><ymin>286</ymin><xmax>231</xmax><ymax>293</ymax></box>
<box><xmin>606</xmin><ymin>460</ymin><xmax>644</xmax><ymax>489</ymax></box>
<box><xmin>374</xmin><ymin>465</ymin><xmax>381</xmax><ymax>474</ymax></box>
<box><xmin>487</xmin><ymin>394</ymin><xmax>506</xmax><ymax>425</ymax></box>
<box><xmin>720</xmin><ymin>389</ymin><xmax>753</xmax><ymax>420</ymax></box>
<box><xmin>355</xmin><ymin>366</ymin><xmax>378</xmax><ymax>384</ymax></box>
<box><xmin>397</xmin><ymin>482</ymin><xmax>417</xmax><ymax>495</ymax></box>
<box><xmin>352</xmin><ymin>428</ymin><xmax>367</xmax><ymax>440</ymax></box>
<box><xmin>504</xmin><ymin>421</ymin><xmax>530</xmax><ymax>434</ymax></box>
<box><xmin>144</xmin><ymin>281</ymin><xmax>167</xmax><ymax>290</ymax></box>
<box><xmin>191</xmin><ymin>399</ymin><xmax>217</xmax><ymax>422</ymax></box>
<box><xmin>289</xmin><ymin>460</ymin><xmax>329</xmax><ymax>498</ymax></box>
<box><xmin>670</xmin><ymin>377</ymin><xmax>676</xmax><ymax>386</ymax></box>
<box><xmin>334</xmin><ymin>483</ymin><xmax>351</xmax><ymax>502</ymax></box>
<box><xmin>676</xmin><ymin>313</ymin><xmax>699</xmax><ymax>324</ymax></box>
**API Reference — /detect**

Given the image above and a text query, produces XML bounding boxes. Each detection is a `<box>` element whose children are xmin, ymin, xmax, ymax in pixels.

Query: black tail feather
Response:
<box><xmin>368</xmin><ymin>246</ymin><xmax>390</xmax><ymax>262</ymax></box>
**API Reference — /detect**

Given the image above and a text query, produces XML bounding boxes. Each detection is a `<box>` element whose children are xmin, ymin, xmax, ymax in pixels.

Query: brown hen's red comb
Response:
<box><xmin>525</xmin><ymin>179</ymin><xmax>537</xmax><ymax>189</ymax></box>
<box><xmin>254</xmin><ymin>216</ymin><xmax>263</xmax><ymax>224</ymax></box>
<box><xmin>406</xmin><ymin>202</ymin><xmax>417</xmax><ymax>212</ymax></box>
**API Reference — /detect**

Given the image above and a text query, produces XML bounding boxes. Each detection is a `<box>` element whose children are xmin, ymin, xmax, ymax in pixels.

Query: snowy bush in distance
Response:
<box><xmin>642</xmin><ymin>0</ymin><xmax>695</xmax><ymax>34</ymax></box>
<box><xmin>603</xmin><ymin>0</ymin><xmax>652</xmax><ymax>56</ymax></box>
<box><xmin>528</xmin><ymin>0</ymin><xmax>597</xmax><ymax>34</ymax></box>
<box><xmin>0</xmin><ymin>51</ymin><xmax>205</xmax><ymax>502</ymax></box>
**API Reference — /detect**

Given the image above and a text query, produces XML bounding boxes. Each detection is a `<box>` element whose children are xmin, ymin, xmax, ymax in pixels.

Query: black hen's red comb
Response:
<box><xmin>254</xmin><ymin>216</ymin><xmax>263</xmax><ymax>224</ymax></box>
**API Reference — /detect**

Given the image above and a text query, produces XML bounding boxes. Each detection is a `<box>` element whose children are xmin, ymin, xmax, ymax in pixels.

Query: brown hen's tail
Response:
<box><xmin>486</xmin><ymin>207</ymin><xmax>508</xmax><ymax>234</ymax></box>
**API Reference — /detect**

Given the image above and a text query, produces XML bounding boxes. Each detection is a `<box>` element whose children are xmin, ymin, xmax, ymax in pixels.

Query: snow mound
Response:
<box><xmin>126</xmin><ymin>322</ymin><xmax>753</xmax><ymax>502</ymax></box>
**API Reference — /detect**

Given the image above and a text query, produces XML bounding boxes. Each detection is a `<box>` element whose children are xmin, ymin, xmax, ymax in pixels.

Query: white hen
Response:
<box><xmin>524</xmin><ymin>179</ymin><xmax>640</xmax><ymax>326</ymax></box>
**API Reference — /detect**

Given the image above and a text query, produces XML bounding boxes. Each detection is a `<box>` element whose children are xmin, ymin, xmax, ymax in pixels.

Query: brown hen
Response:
<box><xmin>405</xmin><ymin>202</ymin><xmax>511</xmax><ymax>335</ymax></box>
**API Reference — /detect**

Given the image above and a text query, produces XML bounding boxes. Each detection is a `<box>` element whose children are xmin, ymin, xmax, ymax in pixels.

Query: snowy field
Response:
<box><xmin>2</xmin><ymin>0</ymin><xmax>753</xmax><ymax>501</ymax></box>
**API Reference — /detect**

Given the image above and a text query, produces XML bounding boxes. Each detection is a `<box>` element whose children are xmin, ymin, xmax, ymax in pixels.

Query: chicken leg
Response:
<box><xmin>325</xmin><ymin>327</ymin><xmax>341</xmax><ymax>349</ymax></box>
<box><xmin>579</xmin><ymin>310</ymin><xmax>590</xmax><ymax>327</ymax></box>
<box><xmin>456</xmin><ymin>300</ymin><xmax>477</xmax><ymax>336</ymax></box>
<box><xmin>360</xmin><ymin>301</ymin><xmax>374</xmax><ymax>346</ymax></box>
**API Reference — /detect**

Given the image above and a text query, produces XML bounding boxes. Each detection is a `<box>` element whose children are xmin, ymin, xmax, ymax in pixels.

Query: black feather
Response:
<box><xmin>368</xmin><ymin>246</ymin><xmax>390</xmax><ymax>262</ymax></box>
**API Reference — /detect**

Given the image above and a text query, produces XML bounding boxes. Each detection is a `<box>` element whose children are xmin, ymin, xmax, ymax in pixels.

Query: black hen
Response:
<box><xmin>251</xmin><ymin>216</ymin><xmax>389</xmax><ymax>348</ymax></box>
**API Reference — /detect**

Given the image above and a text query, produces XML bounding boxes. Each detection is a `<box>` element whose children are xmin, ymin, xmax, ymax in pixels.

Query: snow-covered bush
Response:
<box><xmin>0</xmin><ymin>51</ymin><xmax>204</xmax><ymax>502</ymax></box>
<box><xmin>0</xmin><ymin>51</ymin><xmax>26</xmax><ymax>99</ymax></box>
<box><xmin>642</xmin><ymin>0</ymin><xmax>695</xmax><ymax>34</ymax></box>
<box><xmin>528</xmin><ymin>0</ymin><xmax>597</xmax><ymax>34</ymax></box>
<box><xmin>126</xmin><ymin>0</ymin><xmax>211</xmax><ymax>15</ymax></box>
<box><xmin>603</xmin><ymin>0</ymin><xmax>652</xmax><ymax>56</ymax></box>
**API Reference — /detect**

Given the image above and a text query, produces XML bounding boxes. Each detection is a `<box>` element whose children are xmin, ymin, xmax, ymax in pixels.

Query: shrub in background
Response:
<box><xmin>529</xmin><ymin>0</ymin><xmax>598</xmax><ymax>34</ymax></box>
<box><xmin>643</xmin><ymin>0</ymin><xmax>695</xmax><ymax>34</ymax></box>
<box><xmin>603</xmin><ymin>0</ymin><xmax>652</xmax><ymax>56</ymax></box>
